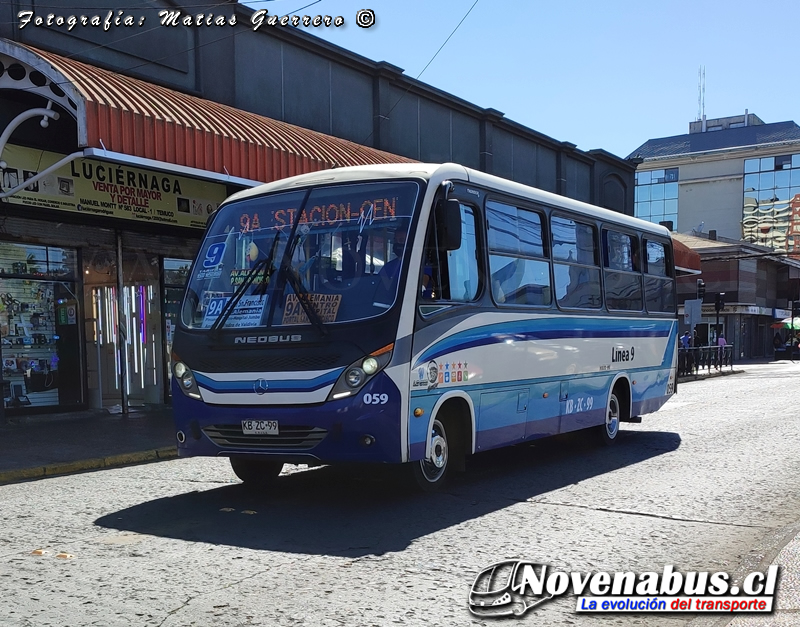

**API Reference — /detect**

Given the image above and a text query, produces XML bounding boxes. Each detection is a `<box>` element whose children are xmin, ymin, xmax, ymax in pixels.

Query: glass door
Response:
<box><xmin>85</xmin><ymin>250</ymin><xmax>163</xmax><ymax>408</ymax></box>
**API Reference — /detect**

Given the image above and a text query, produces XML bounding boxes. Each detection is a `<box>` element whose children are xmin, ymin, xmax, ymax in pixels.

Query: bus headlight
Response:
<box><xmin>327</xmin><ymin>343</ymin><xmax>394</xmax><ymax>401</ymax></box>
<box><xmin>173</xmin><ymin>361</ymin><xmax>201</xmax><ymax>400</ymax></box>
<box><xmin>362</xmin><ymin>357</ymin><xmax>379</xmax><ymax>375</ymax></box>
<box><xmin>346</xmin><ymin>368</ymin><xmax>365</xmax><ymax>388</ymax></box>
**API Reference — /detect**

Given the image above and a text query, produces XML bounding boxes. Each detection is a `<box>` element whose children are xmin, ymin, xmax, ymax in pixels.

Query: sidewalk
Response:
<box><xmin>0</xmin><ymin>405</ymin><xmax>177</xmax><ymax>484</ymax></box>
<box><xmin>677</xmin><ymin>364</ymin><xmax>743</xmax><ymax>384</ymax></box>
<box><xmin>676</xmin><ymin>355</ymin><xmax>778</xmax><ymax>384</ymax></box>
<box><xmin>727</xmin><ymin>521</ymin><xmax>800</xmax><ymax>626</ymax></box>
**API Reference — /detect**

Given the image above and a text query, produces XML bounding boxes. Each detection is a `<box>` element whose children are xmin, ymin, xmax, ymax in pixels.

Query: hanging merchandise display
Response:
<box><xmin>0</xmin><ymin>242</ymin><xmax>80</xmax><ymax>410</ymax></box>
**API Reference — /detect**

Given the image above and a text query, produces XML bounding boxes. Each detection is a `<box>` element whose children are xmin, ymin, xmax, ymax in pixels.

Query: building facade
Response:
<box><xmin>0</xmin><ymin>1</ymin><xmax>636</xmax><ymax>416</ymax></box>
<box><xmin>630</xmin><ymin>113</ymin><xmax>800</xmax><ymax>357</ymax></box>
<box><xmin>674</xmin><ymin>232</ymin><xmax>800</xmax><ymax>358</ymax></box>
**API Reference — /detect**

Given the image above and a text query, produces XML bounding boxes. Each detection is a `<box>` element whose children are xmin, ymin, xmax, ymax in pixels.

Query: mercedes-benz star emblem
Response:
<box><xmin>253</xmin><ymin>379</ymin><xmax>269</xmax><ymax>395</ymax></box>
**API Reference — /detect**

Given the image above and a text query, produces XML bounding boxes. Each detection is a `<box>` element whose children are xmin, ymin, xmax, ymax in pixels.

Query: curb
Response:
<box><xmin>678</xmin><ymin>369</ymin><xmax>743</xmax><ymax>384</ymax></box>
<box><xmin>0</xmin><ymin>446</ymin><xmax>178</xmax><ymax>486</ymax></box>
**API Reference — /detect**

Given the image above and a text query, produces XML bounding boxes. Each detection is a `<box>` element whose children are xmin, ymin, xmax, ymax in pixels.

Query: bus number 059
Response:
<box><xmin>363</xmin><ymin>393</ymin><xmax>388</xmax><ymax>405</ymax></box>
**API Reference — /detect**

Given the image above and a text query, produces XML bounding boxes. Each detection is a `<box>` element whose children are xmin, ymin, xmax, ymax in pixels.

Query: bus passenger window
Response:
<box><xmin>486</xmin><ymin>201</ymin><xmax>551</xmax><ymax>307</ymax></box>
<box><xmin>552</xmin><ymin>216</ymin><xmax>601</xmax><ymax>309</ymax></box>
<box><xmin>602</xmin><ymin>230</ymin><xmax>643</xmax><ymax>311</ymax></box>
<box><xmin>643</xmin><ymin>239</ymin><xmax>676</xmax><ymax>313</ymax></box>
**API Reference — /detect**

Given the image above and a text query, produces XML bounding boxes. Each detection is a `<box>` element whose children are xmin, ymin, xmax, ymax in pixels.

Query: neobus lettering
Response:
<box><xmin>234</xmin><ymin>335</ymin><xmax>302</xmax><ymax>344</ymax></box>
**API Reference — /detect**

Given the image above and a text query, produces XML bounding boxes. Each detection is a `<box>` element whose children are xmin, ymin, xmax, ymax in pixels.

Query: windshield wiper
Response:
<box><xmin>283</xmin><ymin>264</ymin><xmax>327</xmax><ymax>336</ymax></box>
<box><xmin>264</xmin><ymin>192</ymin><xmax>326</xmax><ymax>333</ymax></box>
<box><xmin>210</xmin><ymin>229</ymin><xmax>282</xmax><ymax>332</ymax></box>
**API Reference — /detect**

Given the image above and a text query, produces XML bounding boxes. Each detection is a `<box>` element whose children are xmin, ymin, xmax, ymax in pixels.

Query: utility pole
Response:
<box><xmin>793</xmin><ymin>297</ymin><xmax>798</xmax><ymax>362</ymax></box>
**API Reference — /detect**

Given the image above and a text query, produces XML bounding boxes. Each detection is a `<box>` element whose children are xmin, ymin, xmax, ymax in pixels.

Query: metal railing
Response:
<box><xmin>678</xmin><ymin>345</ymin><xmax>734</xmax><ymax>376</ymax></box>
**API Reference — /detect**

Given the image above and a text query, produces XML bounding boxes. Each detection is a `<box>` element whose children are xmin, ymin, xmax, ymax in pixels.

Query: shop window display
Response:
<box><xmin>0</xmin><ymin>243</ymin><xmax>82</xmax><ymax>410</ymax></box>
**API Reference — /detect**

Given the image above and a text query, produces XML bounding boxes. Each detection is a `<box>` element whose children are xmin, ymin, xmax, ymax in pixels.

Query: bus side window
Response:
<box><xmin>643</xmin><ymin>239</ymin><xmax>676</xmax><ymax>312</ymax></box>
<box><xmin>552</xmin><ymin>216</ymin><xmax>602</xmax><ymax>309</ymax></box>
<box><xmin>421</xmin><ymin>203</ymin><xmax>479</xmax><ymax>302</ymax></box>
<box><xmin>486</xmin><ymin>200</ymin><xmax>551</xmax><ymax>307</ymax></box>
<box><xmin>602</xmin><ymin>229</ymin><xmax>643</xmax><ymax>311</ymax></box>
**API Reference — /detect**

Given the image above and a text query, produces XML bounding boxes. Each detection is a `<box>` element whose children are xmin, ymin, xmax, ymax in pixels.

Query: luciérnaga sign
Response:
<box><xmin>1</xmin><ymin>144</ymin><xmax>227</xmax><ymax>229</ymax></box>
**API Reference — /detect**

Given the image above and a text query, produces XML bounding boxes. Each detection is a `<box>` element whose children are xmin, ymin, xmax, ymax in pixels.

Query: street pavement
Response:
<box><xmin>1</xmin><ymin>360</ymin><xmax>798</xmax><ymax>626</ymax></box>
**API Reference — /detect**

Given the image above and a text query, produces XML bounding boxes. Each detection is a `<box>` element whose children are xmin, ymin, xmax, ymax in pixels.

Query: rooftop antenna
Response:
<box><xmin>697</xmin><ymin>66</ymin><xmax>706</xmax><ymax>130</ymax></box>
<box><xmin>697</xmin><ymin>67</ymin><xmax>701</xmax><ymax>121</ymax></box>
<box><xmin>702</xmin><ymin>66</ymin><xmax>706</xmax><ymax>119</ymax></box>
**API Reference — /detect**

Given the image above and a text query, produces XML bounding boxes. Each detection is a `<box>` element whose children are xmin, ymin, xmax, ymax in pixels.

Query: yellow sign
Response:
<box><xmin>282</xmin><ymin>293</ymin><xmax>341</xmax><ymax>325</ymax></box>
<box><xmin>1</xmin><ymin>144</ymin><xmax>227</xmax><ymax>229</ymax></box>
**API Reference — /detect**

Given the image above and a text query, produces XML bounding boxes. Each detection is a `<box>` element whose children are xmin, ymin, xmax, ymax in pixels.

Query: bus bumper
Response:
<box><xmin>171</xmin><ymin>373</ymin><xmax>403</xmax><ymax>464</ymax></box>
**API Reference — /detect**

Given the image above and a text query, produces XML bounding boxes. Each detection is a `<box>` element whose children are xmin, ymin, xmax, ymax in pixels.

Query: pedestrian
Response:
<box><xmin>716</xmin><ymin>333</ymin><xmax>727</xmax><ymax>369</ymax></box>
<box><xmin>679</xmin><ymin>331</ymin><xmax>692</xmax><ymax>375</ymax></box>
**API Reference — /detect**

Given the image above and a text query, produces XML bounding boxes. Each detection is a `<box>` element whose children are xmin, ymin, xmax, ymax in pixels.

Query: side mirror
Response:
<box><xmin>436</xmin><ymin>198</ymin><xmax>462</xmax><ymax>251</ymax></box>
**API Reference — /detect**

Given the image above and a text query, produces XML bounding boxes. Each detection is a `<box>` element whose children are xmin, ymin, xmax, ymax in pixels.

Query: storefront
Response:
<box><xmin>0</xmin><ymin>143</ymin><xmax>230</xmax><ymax>413</ymax></box>
<box><xmin>679</xmin><ymin>303</ymin><xmax>791</xmax><ymax>358</ymax></box>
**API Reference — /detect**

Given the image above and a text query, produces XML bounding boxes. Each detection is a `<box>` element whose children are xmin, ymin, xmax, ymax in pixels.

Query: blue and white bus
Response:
<box><xmin>171</xmin><ymin>163</ymin><xmax>677</xmax><ymax>490</ymax></box>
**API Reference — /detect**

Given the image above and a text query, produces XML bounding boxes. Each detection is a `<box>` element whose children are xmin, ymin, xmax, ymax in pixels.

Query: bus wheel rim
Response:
<box><xmin>606</xmin><ymin>395</ymin><xmax>620</xmax><ymax>438</ymax></box>
<box><xmin>421</xmin><ymin>420</ymin><xmax>448</xmax><ymax>482</ymax></box>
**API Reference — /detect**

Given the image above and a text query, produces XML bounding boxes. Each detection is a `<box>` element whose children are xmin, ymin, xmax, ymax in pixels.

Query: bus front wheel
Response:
<box><xmin>229</xmin><ymin>457</ymin><xmax>284</xmax><ymax>487</ymax></box>
<box><xmin>411</xmin><ymin>418</ymin><xmax>452</xmax><ymax>491</ymax></box>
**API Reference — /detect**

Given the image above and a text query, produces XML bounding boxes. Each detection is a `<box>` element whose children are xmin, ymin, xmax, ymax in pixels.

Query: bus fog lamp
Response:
<box><xmin>362</xmin><ymin>357</ymin><xmax>379</xmax><ymax>375</ymax></box>
<box><xmin>182</xmin><ymin>376</ymin><xmax>194</xmax><ymax>389</ymax></box>
<box><xmin>346</xmin><ymin>368</ymin><xmax>364</xmax><ymax>388</ymax></box>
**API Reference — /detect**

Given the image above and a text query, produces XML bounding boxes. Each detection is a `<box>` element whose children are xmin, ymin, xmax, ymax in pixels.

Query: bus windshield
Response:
<box><xmin>181</xmin><ymin>180</ymin><xmax>421</xmax><ymax>330</ymax></box>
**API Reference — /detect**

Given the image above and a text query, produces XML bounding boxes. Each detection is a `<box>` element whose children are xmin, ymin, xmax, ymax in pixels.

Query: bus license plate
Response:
<box><xmin>241</xmin><ymin>419</ymin><xmax>278</xmax><ymax>435</ymax></box>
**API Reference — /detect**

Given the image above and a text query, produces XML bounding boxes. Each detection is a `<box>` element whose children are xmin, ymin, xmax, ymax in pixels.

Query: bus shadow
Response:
<box><xmin>95</xmin><ymin>430</ymin><xmax>680</xmax><ymax>557</ymax></box>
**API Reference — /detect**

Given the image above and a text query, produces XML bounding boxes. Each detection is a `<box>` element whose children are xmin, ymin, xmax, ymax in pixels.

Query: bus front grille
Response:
<box><xmin>196</xmin><ymin>354</ymin><xmax>342</xmax><ymax>372</ymax></box>
<box><xmin>203</xmin><ymin>425</ymin><xmax>327</xmax><ymax>450</ymax></box>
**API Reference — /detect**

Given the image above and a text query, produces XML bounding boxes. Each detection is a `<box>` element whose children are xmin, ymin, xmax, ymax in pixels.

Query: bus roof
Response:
<box><xmin>224</xmin><ymin>162</ymin><xmax>671</xmax><ymax>239</ymax></box>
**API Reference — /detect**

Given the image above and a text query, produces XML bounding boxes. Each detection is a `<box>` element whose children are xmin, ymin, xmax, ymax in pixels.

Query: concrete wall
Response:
<box><xmin>672</xmin><ymin>157</ymin><xmax>745</xmax><ymax>238</ymax></box>
<box><xmin>679</xmin><ymin>175</ymin><xmax>743</xmax><ymax>239</ymax></box>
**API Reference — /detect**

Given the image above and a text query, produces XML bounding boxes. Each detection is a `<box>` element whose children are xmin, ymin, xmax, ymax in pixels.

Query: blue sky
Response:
<box><xmin>244</xmin><ymin>0</ymin><xmax>800</xmax><ymax>159</ymax></box>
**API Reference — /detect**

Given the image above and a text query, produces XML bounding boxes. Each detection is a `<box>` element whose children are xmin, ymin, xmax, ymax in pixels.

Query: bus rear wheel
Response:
<box><xmin>229</xmin><ymin>457</ymin><xmax>284</xmax><ymax>487</ymax></box>
<box><xmin>411</xmin><ymin>418</ymin><xmax>451</xmax><ymax>491</ymax></box>
<box><xmin>597</xmin><ymin>391</ymin><xmax>621</xmax><ymax>445</ymax></box>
